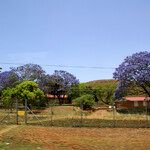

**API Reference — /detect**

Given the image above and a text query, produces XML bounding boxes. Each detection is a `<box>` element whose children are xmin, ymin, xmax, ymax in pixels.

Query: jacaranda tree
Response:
<box><xmin>0</xmin><ymin>71</ymin><xmax>20</xmax><ymax>91</ymax></box>
<box><xmin>113</xmin><ymin>51</ymin><xmax>150</xmax><ymax>99</ymax></box>
<box><xmin>47</xmin><ymin>70</ymin><xmax>79</xmax><ymax>104</ymax></box>
<box><xmin>12</xmin><ymin>63</ymin><xmax>46</xmax><ymax>82</ymax></box>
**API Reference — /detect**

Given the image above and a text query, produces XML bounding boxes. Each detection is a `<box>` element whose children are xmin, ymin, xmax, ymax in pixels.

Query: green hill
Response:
<box><xmin>81</xmin><ymin>79</ymin><xmax>144</xmax><ymax>97</ymax></box>
<box><xmin>82</xmin><ymin>79</ymin><xmax>118</xmax><ymax>88</ymax></box>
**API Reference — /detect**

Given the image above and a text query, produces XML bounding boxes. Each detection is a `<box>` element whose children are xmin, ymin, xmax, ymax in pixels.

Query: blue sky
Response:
<box><xmin>0</xmin><ymin>0</ymin><xmax>150</xmax><ymax>82</ymax></box>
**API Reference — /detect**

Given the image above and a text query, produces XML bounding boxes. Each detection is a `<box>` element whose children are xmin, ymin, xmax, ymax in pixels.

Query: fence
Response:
<box><xmin>0</xmin><ymin>100</ymin><xmax>150</xmax><ymax>128</ymax></box>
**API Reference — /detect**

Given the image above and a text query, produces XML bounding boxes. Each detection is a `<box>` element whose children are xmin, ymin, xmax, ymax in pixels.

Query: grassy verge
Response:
<box><xmin>0</xmin><ymin>106</ymin><xmax>150</xmax><ymax>128</ymax></box>
<box><xmin>29</xmin><ymin>118</ymin><xmax>150</xmax><ymax>128</ymax></box>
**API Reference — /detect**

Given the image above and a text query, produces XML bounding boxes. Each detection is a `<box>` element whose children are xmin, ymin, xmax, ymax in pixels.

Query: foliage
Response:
<box><xmin>97</xmin><ymin>84</ymin><xmax>116</xmax><ymax>105</ymax></box>
<box><xmin>38</xmin><ymin>74</ymin><xmax>51</xmax><ymax>93</ymax></box>
<box><xmin>1</xmin><ymin>81</ymin><xmax>46</xmax><ymax>108</ymax></box>
<box><xmin>53</xmin><ymin>70</ymin><xmax>79</xmax><ymax>91</ymax></box>
<box><xmin>78</xmin><ymin>80</ymin><xmax>117</xmax><ymax>105</ymax></box>
<box><xmin>15</xmin><ymin>81</ymin><xmax>45</xmax><ymax>107</ymax></box>
<box><xmin>0</xmin><ymin>65</ymin><xmax>80</xmax><ymax>106</ymax></box>
<box><xmin>0</xmin><ymin>71</ymin><xmax>20</xmax><ymax>91</ymax></box>
<box><xmin>0</xmin><ymin>63</ymin><xmax>47</xmax><ymax>95</ymax></box>
<box><xmin>73</xmin><ymin>94</ymin><xmax>95</xmax><ymax>110</ymax></box>
<box><xmin>12</xmin><ymin>63</ymin><xmax>46</xmax><ymax>82</ymax></box>
<box><xmin>85</xmin><ymin>79</ymin><xmax>117</xmax><ymax>87</ymax></box>
<box><xmin>113</xmin><ymin>51</ymin><xmax>150</xmax><ymax>99</ymax></box>
<box><xmin>1</xmin><ymin>88</ymin><xmax>16</xmax><ymax>108</ymax></box>
<box><xmin>47</xmin><ymin>70</ymin><xmax>79</xmax><ymax>104</ymax></box>
<box><xmin>67</xmin><ymin>84</ymin><xmax>80</xmax><ymax>102</ymax></box>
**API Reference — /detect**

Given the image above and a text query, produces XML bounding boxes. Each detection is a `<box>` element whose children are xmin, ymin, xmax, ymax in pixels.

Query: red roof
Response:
<box><xmin>124</xmin><ymin>97</ymin><xmax>150</xmax><ymax>101</ymax></box>
<box><xmin>47</xmin><ymin>94</ymin><xmax>67</xmax><ymax>99</ymax></box>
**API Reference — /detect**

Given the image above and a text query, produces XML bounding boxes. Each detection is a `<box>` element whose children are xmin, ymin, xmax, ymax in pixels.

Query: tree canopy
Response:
<box><xmin>0</xmin><ymin>71</ymin><xmax>20</xmax><ymax>91</ymax></box>
<box><xmin>73</xmin><ymin>94</ymin><xmax>95</xmax><ymax>110</ymax></box>
<box><xmin>113</xmin><ymin>51</ymin><xmax>150</xmax><ymax>99</ymax></box>
<box><xmin>12</xmin><ymin>64</ymin><xmax>45</xmax><ymax>82</ymax></box>
<box><xmin>78</xmin><ymin>81</ymin><xmax>117</xmax><ymax>105</ymax></box>
<box><xmin>2</xmin><ymin>81</ymin><xmax>45</xmax><ymax>108</ymax></box>
<box><xmin>47</xmin><ymin>70</ymin><xmax>79</xmax><ymax>104</ymax></box>
<box><xmin>0</xmin><ymin>64</ymin><xmax>80</xmax><ymax>107</ymax></box>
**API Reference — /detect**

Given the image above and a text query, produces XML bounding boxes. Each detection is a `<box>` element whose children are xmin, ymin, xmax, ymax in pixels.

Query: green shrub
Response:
<box><xmin>73</xmin><ymin>94</ymin><xmax>95</xmax><ymax>110</ymax></box>
<box><xmin>1</xmin><ymin>81</ymin><xmax>46</xmax><ymax>109</ymax></box>
<box><xmin>1</xmin><ymin>88</ymin><xmax>16</xmax><ymax>108</ymax></box>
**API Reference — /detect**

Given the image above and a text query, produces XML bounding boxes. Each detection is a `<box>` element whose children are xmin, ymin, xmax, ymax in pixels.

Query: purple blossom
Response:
<box><xmin>113</xmin><ymin>51</ymin><xmax>150</xmax><ymax>98</ymax></box>
<box><xmin>12</xmin><ymin>64</ymin><xmax>45</xmax><ymax>82</ymax></box>
<box><xmin>0</xmin><ymin>71</ymin><xmax>19</xmax><ymax>90</ymax></box>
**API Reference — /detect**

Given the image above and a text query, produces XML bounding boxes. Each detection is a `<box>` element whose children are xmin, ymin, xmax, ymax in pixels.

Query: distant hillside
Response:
<box><xmin>82</xmin><ymin>79</ymin><xmax>144</xmax><ymax>96</ymax></box>
<box><xmin>82</xmin><ymin>79</ymin><xmax>118</xmax><ymax>87</ymax></box>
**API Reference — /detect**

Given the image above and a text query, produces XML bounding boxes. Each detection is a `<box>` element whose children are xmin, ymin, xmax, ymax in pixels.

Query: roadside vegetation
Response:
<box><xmin>0</xmin><ymin>51</ymin><xmax>149</xmax><ymax>111</ymax></box>
<box><xmin>0</xmin><ymin>51</ymin><xmax>149</xmax><ymax>128</ymax></box>
<box><xmin>0</xmin><ymin>51</ymin><xmax>149</xmax><ymax>149</ymax></box>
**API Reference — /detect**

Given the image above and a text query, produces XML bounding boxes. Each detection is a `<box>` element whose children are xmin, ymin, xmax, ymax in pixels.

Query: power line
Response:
<box><xmin>0</xmin><ymin>62</ymin><xmax>115</xmax><ymax>70</ymax></box>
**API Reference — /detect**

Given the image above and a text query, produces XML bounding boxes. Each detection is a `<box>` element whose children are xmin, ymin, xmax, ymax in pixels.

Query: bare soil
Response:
<box><xmin>1</xmin><ymin>125</ymin><xmax>150</xmax><ymax>150</ymax></box>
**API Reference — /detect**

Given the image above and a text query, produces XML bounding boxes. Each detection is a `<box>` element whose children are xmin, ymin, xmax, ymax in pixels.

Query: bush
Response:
<box><xmin>116</xmin><ymin>108</ymin><xmax>150</xmax><ymax>114</ymax></box>
<box><xmin>1</xmin><ymin>88</ymin><xmax>16</xmax><ymax>108</ymax></box>
<box><xmin>73</xmin><ymin>94</ymin><xmax>95</xmax><ymax>110</ymax></box>
<box><xmin>1</xmin><ymin>81</ymin><xmax>46</xmax><ymax>109</ymax></box>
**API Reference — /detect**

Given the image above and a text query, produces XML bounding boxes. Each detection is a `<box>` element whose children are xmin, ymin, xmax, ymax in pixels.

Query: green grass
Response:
<box><xmin>30</xmin><ymin>118</ymin><xmax>150</xmax><ymax>128</ymax></box>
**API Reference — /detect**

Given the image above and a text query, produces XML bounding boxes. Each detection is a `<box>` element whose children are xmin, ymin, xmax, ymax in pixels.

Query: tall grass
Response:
<box><xmin>0</xmin><ymin>106</ymin><xmax>150</xmax><ymax>128</ymax></box>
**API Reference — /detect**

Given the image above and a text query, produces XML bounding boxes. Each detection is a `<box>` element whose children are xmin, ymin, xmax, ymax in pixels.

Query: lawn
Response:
<box><xmin>0</xmin><ymin>125</ymin><xmax>150</xmax><ymax>150</ymax></box>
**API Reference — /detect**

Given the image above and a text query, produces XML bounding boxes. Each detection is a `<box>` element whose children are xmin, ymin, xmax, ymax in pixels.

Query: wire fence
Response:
<box><xmin>0</xmin><ymin>101</ymin><xmax>150</xmax><ymax>128</ymax></box>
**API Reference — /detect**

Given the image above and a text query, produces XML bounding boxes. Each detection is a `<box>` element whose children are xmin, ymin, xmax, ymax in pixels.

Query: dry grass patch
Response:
<box><xmin>1</xmin><ymin>125</ymin><xmax>150</xmax><ymax>150</ymax></box>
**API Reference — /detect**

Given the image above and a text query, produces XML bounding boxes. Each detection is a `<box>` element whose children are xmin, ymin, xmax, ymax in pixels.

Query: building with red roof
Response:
<box><xmin>115</xmin><ymin>97</ymin><xmax>150</xmax><ymax>109</ymax></box>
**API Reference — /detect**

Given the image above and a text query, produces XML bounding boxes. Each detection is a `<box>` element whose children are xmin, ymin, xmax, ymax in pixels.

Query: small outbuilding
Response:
<box><xmin>115</xmin><ymin>97</ymin><xmax>150</xmax><ymax>109</ymax></box>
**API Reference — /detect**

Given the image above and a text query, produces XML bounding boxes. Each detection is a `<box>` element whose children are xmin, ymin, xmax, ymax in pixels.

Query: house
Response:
<box><xmin>115</xmin><ymin>97</ymin><xmax>150</xmax><ymax>109</ymax></box>
<box><xmin>46</xmin><ymin>94</ymin><xmax>68</xmax><ymax>104</ymax></box>
<box><xmin>46</xmin><ymin>94</ymin><xmax>67</xmax><ymax>99</ymax></box>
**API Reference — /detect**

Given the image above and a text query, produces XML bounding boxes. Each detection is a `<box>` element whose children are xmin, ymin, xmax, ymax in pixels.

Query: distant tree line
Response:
<box><xmin>0</xmin><ymin>64</ymin><xmax>79</xmax><ymax>108</ymax></box>
<box><xmin>74</xmin><ymin>51</ymin><xmax>150</xmax><ymax>109</ymax></box>
<box><xmin>0</xmin><ymin>51</ymin><xmax>149</xmax><ymax>110</ymax></box>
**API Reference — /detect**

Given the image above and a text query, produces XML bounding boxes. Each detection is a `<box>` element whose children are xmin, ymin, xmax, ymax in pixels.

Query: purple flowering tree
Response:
<box><xmin>12</xmin><ymin>63</ymin><xmax>46</xmax><ymax>83</ymax></box>
<box><xmin>0</xmin><ymin>71</ymin><xmax>20</xmax><ymax>91</ymax></box>
<box><xmin>113</xmin><ymin>51</ymin><xmax>150</xmax><ymax>99</ymax></box>
<box><xmin>48</xmin><ymin>70</ymin><xmax>79</xmax><ymax>104</ymax></box>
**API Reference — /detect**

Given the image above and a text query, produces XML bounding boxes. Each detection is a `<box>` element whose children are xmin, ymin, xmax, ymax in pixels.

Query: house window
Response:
<box><xmin>134</xmin><ymin>101</ymin><xmax>139</xmax><ymax>107</ymax></box>
<box><xmin>143</xmin><ymin>101</ymin><xmax>147</xmax><ymax>107</ymax></box>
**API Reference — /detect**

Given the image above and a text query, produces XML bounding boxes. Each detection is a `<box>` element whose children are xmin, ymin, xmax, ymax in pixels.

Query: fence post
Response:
<box><xmin>113</xmin><ymin>103</ymin><xmax>116</xmax><ymax>128</ymax></box>
<box><xmin>16</xmin><ymin>99</ymin><xmax>19</xmax><ymax>125</ymax></box>
<box><xmin>50</xmin><ymin>104</ymin><xmax>53</xmax><ymax>126</ymax></box>
<box><xmin>80</xmin><ymin>101</ymin><xmax>83</xmax><ymax>127</ymax></box>
<box><xmin>25</xmin><ymin>99</ymin><xmax>28</xmax><ymax>124</ymax></box>
<box><xmin>145</xmin><ymin>99</ymin><xmax>148</xmax><ymax>127</ymax></box>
